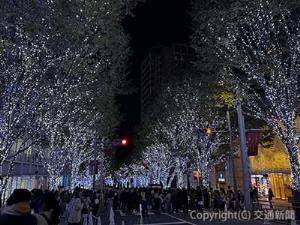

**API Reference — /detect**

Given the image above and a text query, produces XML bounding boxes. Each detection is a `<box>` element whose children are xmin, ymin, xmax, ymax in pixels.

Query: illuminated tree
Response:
<box><xmin>0</xmin><ymin>13</ymin><xmax>56</xmax><ymax>192</ymax></box>
<box><xmin>40</xmin><ymin>113</ymin><xmax>99</xmax><ymax>189</ymax></box>
<box><xmin>115</xmin><ymin>164</ymin><xmax>149</xmax><ymax>188</ymax></box>
<box><xmin>0</xmin><ymin>0</ymin><xmax>131</xmax><ymax>192</ymax></box>
<box><xmin>142</xmin><ymin>143</ymin><xmax>174</xmax><ymax>188</ymax></box>
<box><xmin>140</xmin><ymin>79</ymin><xmax>225</xmax><ymax>188</ymax></box>
<box><xmin>212</xmin><ymin>0</ymin><xmax>300</xmax><ymax>190</ymax></box>
<box><xmin>192</xmin><ymin>120</ymin><xmax>224</xmax><ymax>187</ymax></box>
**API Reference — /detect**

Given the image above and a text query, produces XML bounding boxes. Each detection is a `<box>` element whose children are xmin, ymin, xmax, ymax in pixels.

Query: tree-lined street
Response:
<box><xmin>1</xmin><ymin>0</ymin><xmax>300</xmax><ymax>225</ymax></box>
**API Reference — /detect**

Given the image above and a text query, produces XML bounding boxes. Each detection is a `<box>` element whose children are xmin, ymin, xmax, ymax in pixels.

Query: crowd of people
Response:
<box><xmin>0</xmin><ymin>189</ymin><xmax>61</xmax><ymax>225</ymax></box>
<box><xmin>0</xmin><ymin>185</ymin><xmax>253</xmax><ymax>225</ymax></box>
<box><xmin>112</xmin><ymin>186</ymin><xmax>246</xmax><ymax>215</ymax></box>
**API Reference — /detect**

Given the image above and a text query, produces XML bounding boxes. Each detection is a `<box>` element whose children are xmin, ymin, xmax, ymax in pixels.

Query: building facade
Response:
<box><xmin>140</xmin><ymin>43</ymin><xmax>195</xmax><ymax>121</ymax></box>
<box><xmin>208</xmin><ymin>118</ymin><xmax>300</xmax><ymax>201</ymax></box>
<box><xmin>1</xmin><ymin>142</ymin><xmax>48</xmax><ymax>202</ymax></box>
<box><xmin>249</xmin><ymin>135</ymin><xmax>293</xmax><ymax>201</ymax></box>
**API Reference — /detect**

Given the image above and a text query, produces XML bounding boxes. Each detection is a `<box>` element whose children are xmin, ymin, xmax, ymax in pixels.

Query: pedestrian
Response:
<box><xmin>59</xmin><ymin>191</ymin><xmax>69</xmax><ymax>217</ymax></box>
<box><xmin>66</xmin><ymin>189</ymin><xmax>83</xmax><ymax>225</ymax></box>
<box><xmin>202</xmin><ymin>188</ymin><xmax>210</xmax><ymax>209</ymax></box>
<box><xmin>92</xmin><ymin>191</ymin><xmax>100</xmax><ymax>216</ymax></box>
<box><xmin>31</xmin><ymin>189</ymin><xmax>44</xmax><ymax>213</ymax></box>
<box><xmin>166</xmin><ymin>189</ymin><xmax>172</xmax><ymax>213</ymax></box>
<box><xmin>0</xmin><ymin>189</ymin><xmax>37</xmax><ymax>225</ymax></box>
<box><xmin>253</xmin><ymin>186</ymin><xmax>259</xmax><ymax>202</ymax></box>
<box><xmin>35</xmin><ymin>192</ymin><xmax>61</xmax><ymax>225</ymax></box>
<box><xmin>237</xmin><ymin>190</ymin><xmax>244</xmax><ymax>209</ymax></box>
<box><xmin>153</xmin><ymin>190</ymin><xmax>160</xmax><ymax>211</ymax></box>
<box><xmin>172</xmin><ymin>189</ymin><xmax>178</xmax><ymax>213</ymax></box>
<box><xmin>140</xmin><ymin>188</ymin><xmax>148</xmax><ymax>216</ymax></box>
<box><xmin>182</xmin><ymin>189</ymin><xmax>188</xmax><ymax>213</ymax></box>
<box><xmin>213</xmin><ymin>190</ymin><xmax>225</xmax><ymax>211</ymax></box>
<box><xmin>113</xmin><ymin>189</ymin><xmax>119</xmax><ymax>210</ymax></box>
<box><xmin>209</xmin><ymin>187</ymin><xmax>214</xmax><ymax>209</ymax></box>
<box><xmin>159</xmin><ymin>190</ymin><xmax>165</xmax><ymax>212</ymax></box>
<box><xmin>131</xmin><ymin>189</ymin><xmax>139</xmax><ymax>213</ymax></box>
<box><xmin>268</xmin><ymin>188</ymin><xmax>274</xmax><ymax>208</ymax></box>
<box><xmin>120</xmin><ymin>189</ymin><xmax>126</xmax><ymax>213</ymax></box>
<box><xmin>177</xmin><ymin>189</ymin><xmax>183</xmax><ymax>212</ymax></box>
<box><xmin>227</xmin><ymin>189</ymin><xmax>235</xmax><ymax>211</ymax></box>
<box><xmin>195</xmin><ymin>187</ymin><xmax>203</xmax><ymax>212</ymax></box>
<box><xmin>81</xmin><ymin>191</ymin><xmax>91</xmax><ymax>219</ymax></box>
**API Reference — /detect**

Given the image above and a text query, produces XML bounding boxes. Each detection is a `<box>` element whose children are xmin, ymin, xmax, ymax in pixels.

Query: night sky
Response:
<box><xmin>116</xmin><ymin>0</ymin><xmax>191</xmax><ymax>158</ymax></box>
<box><xmin>120</xmin><ymin>0</ymin><xmax>191</xmax><ymax>129</ymax></box>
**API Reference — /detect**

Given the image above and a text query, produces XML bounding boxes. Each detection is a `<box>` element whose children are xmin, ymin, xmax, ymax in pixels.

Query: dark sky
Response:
<box><xmin>119</xmin><ymin>0</ymin><xmax>191</xmax><ymax>128</ymax></box>
<box><xmin>116</xmin><ymin>0</ymin><xmax>191</xmax><ymax>157</ymax></box>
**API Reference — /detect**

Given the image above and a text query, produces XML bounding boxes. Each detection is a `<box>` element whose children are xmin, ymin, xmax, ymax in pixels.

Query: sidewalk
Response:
<box><xmin>258</xmin><ymin>197</ymin><xmax>292</xmax><ymax>209</ymax></box>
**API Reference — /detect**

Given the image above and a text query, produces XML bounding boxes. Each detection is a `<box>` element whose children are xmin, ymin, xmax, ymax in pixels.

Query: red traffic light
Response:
<box><xmin>121</xmin><ymin>139</ymin><xmax>128</xmax><ymax>145</ymax></box>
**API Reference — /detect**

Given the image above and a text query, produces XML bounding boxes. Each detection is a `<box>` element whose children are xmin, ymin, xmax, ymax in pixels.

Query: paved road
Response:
<box><xmin>113</xmin><ymin>211</ymin><xmax>289</xmax><ymax>225</ymax></box>
<box><xmin>258</xmin><ymin>198</ymin><xmax>292</xmax><ymax>210</ymax></box>
<box><xmin>59</xmin><ymin>209</ymin><xmax>292</xmax><ymax>225</ymax></box>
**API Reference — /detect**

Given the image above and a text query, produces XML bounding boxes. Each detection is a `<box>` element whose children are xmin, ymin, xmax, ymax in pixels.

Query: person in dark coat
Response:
<box><xmin>195</xmin><ymin>187</ymin><xmax>203</xmax><ymax>212</ymax></box>
<box><xmin>268</xmin><ymin>188</ymin><xmax>274</xmax><ymax>208</ymax></box>
<box><xmin>35</xmin><ymin>192</ymin><xmax>61</xmax><ymax>225</ymax></box>
<box><xmin>31</xmin><ymin>189</ymin><xmax>44</xmax><ymax>213</ymax></box>
<box><xmin>202</xmin><ymin>188</ymin><xmax>210</xmax><ymax>209</ymax></box>
<box><xmin>182</xmin><ymin>189</ymin><xmax>188</xmax><ymax>213</ymax></box>
<box><xmin>0</xmin><ymin>189</ymin><xmax>37</xmax><ymax>225</ymax></box>
<box><xmin>227</xmin><ymin>189</ymin><xmax>235</xmax><ymax>211</ymax></box>
<box><xmin>172</xmin><ymin>189</ymin><xmax>179</xmax><ymax>213</ymax></box>
<box><xmin>92</xmin><ymin>191</ymin><xmax>100</xmax><ymax>216</ymax></box>
<box><xmin>213</xmin><ymin>190</ymin><xmax>225</xmax><ymax>211</ymax></box>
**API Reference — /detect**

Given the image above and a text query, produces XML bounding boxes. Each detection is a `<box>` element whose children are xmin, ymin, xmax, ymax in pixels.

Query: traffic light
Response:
<box><xmin>207</xmin><ymin>127</ymin><xmax>213</xmax><ymax>135</ymax></box>
<box><xmin>112</xmin><ymin>138</ymin><xmax>129</xmax><ymax>146</ymax></box>
<box><xmin>121</xmin><ymin>138</ymin><xmax>128</xmax><ymax>146</ymax></box>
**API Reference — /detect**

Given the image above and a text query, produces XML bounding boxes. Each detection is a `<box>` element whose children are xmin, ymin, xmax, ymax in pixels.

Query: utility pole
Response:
<box><xmin>236</xmin><ymin>91</ymin><xmax>252</xmax><ymax>212</ymax></box>
<box><xmin>226</xmin><ymin>106</ymin><xmax>237</xmax><ymax>193</ymax></box>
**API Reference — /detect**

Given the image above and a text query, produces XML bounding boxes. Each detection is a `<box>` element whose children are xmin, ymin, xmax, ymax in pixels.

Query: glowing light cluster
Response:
<box><xmin>116</xmin><ymin>80</ymin><xmax>225</xmax><ymax>188</ymax></box>
<box><xmin>0</xmin><ymin>0</ymin><xmax>130</xmax><ymax>191</ymax></box>
<box><xmin>212</xmin><ymin>0</ymin><xmax>300</xmax><ymax>189</ymax></box>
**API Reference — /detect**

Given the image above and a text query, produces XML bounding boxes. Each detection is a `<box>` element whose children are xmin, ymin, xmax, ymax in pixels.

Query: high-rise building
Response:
<box><xmin>140</xmin><ymin>43</ymin><xmax>194</xmax><ymax>121</ymax></box>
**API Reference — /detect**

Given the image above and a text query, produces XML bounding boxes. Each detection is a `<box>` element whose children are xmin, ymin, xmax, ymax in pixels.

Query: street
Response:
<box><xmin>2</xmin><ymin>2</ymin><xmax>300</xmax><ymax>225</ymax></box>
<box><xmin>110</xmin><ymin>211</ymin><xmax>290</xmax><ymax>225</ymax></box>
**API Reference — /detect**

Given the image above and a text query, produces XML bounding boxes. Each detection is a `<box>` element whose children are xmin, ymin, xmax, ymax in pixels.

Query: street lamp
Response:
<box><xmin>236</xmin><ymin>90</ymin><xmax>252</xmax><ymax>212</ymax></box>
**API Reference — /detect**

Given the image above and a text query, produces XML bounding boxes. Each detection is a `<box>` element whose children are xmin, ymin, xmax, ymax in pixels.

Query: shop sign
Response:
<box><xmin>218</xmin><ymin>173</ymin><xmax>225</xmax><ymax>182</ymax></box>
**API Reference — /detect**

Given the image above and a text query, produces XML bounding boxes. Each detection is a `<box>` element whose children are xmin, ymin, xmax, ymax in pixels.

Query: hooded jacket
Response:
<box><xmin>0</xmin><ymin>205</ymin><xmax>37</xmax><ymax>225</ymax></box>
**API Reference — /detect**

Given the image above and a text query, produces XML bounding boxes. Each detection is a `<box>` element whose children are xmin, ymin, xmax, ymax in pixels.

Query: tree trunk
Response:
<box><xmin>168</xmin><ymin>172</ymin><xmax>176</xmax><ymax>188</ymax></box>
<box><xmin>48</xmin><ymin>175</ymin><xmax>60</xmax><ymax>190</ymax></box>
<box><xmin>287</xmin><ymin>145</ymin><xmax>300</xmax><ymax>220</ymax></box>
<box><xmin>71</xmin><ymin>164</ymin><xmax>80</xmax><ymax>189</ymax></box>
<box><xmin>287</xmin><ymin>145</ymin><xmax>300</xmax><ymax>191</ymax></box>
<box><xmin>201</xmin><ymin>166</ymin><xmax>210</xmax><ymax>188</ymax></box>
<box><xmin>177</xmin><ymin>170</ymin><xmax>184</xmax><ymax>189</ymax></box>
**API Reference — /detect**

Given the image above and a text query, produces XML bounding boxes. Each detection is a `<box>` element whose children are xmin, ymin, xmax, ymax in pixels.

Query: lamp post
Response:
<box><xmin>236</xmin><ymin>91</ymin><xmax>252</xmax><ymax>212</ymax></box>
